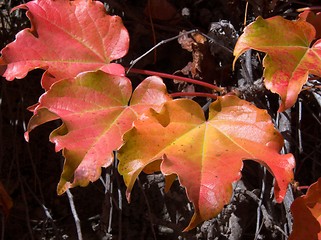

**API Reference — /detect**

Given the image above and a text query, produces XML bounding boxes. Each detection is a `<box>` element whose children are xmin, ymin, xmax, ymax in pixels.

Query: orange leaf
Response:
<box><xmin>0</xmin><ymin>0</ymin><xmax>129</xmax><ymax>89</ymax></box>
<box><xmin>290</xmin><ymin>178</ymin><xmax>321</xmax><ymax>240</ymax></box>
<box><xmin>299</xmin><ymin>11</ymin><xmax>321</xmax><ymax>39</ymax></box>
<box><xmin>234</xmin><ymin>16</ymin><xmax>321</xmax><ymax>112</ymax></box>
<box><xmin>26</xmin><ymin>71</ymin><xmax>171</xmax><ymax>194</ymax></box>
<box><xmin>118</xmin><ymin>95</ymin><xmax>295</xmax><ymax>230</ymax></box>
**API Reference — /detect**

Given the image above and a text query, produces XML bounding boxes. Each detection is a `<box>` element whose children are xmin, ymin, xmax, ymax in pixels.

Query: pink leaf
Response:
<box><xmin>1</xmin><ymin>0</ymin><xmax>129</xmax><ymax>89</ymax></box>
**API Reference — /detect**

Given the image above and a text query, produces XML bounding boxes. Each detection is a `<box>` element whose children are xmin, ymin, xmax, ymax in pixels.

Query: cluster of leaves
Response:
<box><xmin>0</xmin><ymin>0</ymin><xmax>320</xmax><ymax>237</ymax></box>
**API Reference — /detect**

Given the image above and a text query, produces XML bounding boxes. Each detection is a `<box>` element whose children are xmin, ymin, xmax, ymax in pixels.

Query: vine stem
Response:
<box><xmin>297</xmin><ymin>6</ymin><xmax>321</xmax><ymax>12</ymax></box>
<box><xmin>170</xmin><ymin>92</ymin><xmax>217</xmax><ymax>99</ymax></box>
<box><xmin>296</xmin><ymin>186</ymin><xmax>309</xmax><ymax>191</ymax></box>
<box><xmin>125</xmin><ymin>67</ymin><xmax>224</xmax><ymax>92</ymax></box>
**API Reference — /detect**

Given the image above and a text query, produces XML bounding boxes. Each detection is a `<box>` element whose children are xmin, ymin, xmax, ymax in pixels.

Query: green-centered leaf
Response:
<box><xmin>290</xmin><ymin>178</ymin><xmax>321</xmax><ymax>240</ymax></box>
<box><xmin>234</xmin><ymin>16</ymin><xmax>321</xmax><ymax>112</ymax></box>
<box><xmin>118</xmin><ymin>95</ymin><xmax>295</xmax><ymax>231</ymax></box>
<box><xmin>26</xmin><ymin>70</ymin><xmax>171</xmax><ymax>194</ymax></box>
<box><xmin>0</xmin><ymin>0</ymin><xmax>129</xmax><ymax>89</ymax></box>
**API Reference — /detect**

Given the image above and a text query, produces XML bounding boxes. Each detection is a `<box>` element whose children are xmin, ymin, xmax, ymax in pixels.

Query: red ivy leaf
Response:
<box><xmin>290</xmin><ymin>178</ymin><xmax>321</xmax><ymax>240</ymax></box>
<box><xmin>0</xmin><ymin>0</ymin><xmax>129</xmax><ymax>89</ymax></box>
<box><xmin>26</xmin><ymin>71</ymin><xmax>171</xmax><ymax>194</ymax></box>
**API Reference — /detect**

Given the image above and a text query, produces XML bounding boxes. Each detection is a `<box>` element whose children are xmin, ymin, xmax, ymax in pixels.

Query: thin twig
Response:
<box><xmin>112</xmin><ymin>151</ymin><xmax>123</xmax><ymax>240</ymax></box>
<box><xmin>312</xmin><ymin>91</ymin><xmax>321</xmax><ymax>110</ymax></box>
<box><xmin>127</xmin><ymin>29</ymin><xmax>198</xmax><ymax>73</ymax></box>
<box><xmin>19</xmin><ymin>173</ymin><xmax>35</xmax><ymax>239</ymax></box>
<box><xmin>283</xmin><ymin>186</ymin><xmax>294</xmax><ymax>234</ymax></box>
<box><xmin>107</xmin><ymin>161</ymin><xmax>114</xmax><ymax>235</ymax></box>
<box><xmin>240</xmin><ymin>58</ymin><xmax>253</xmax><ymax>85</ymax></box>
<box><xmin>276</xmin><ymin>106</ymin><xmax>294</xmax><ymax>234</ymax></box>
<box><xmin>22</xmin><ymin>179</ymin><xmax>60</xmax><ymax>238</ymax></box>
<box><xmin>66</xmin><ymin>189</ymin><xmax>83</xmax><ymax>240</ymax></box>
<box><xmin>298</xmin><ymin>98</ymin><xmax>303</xmax><ymax>153</ymax></box>
<box><xmin>254</xmin><ymin>167</ymin><xmax>266</xmax><ymax>239</ymax></box>
<box><xmin>19</xmin><ymin>86</ymin><xmax>46</xmax><ymax>203</ymax></box>
<box><xmin>202</xmin><ymin>99</ymin><xmax>213</xmax><ymax>111</ymax></box>
<box><xmin>146</xmin><ymin>0</ymin><xmax>157</xmax><ymax>64</ymax></box>
<box><xmin>297</xmin><ymin>6</ymin><xmax>321</xmax><ymax>12</ymax></box>
<box><xmin>126</xmin><ymin>28</ymin><xmax>235</xmax><ymax>74</ymax></box>
<box><xmin>197</xmin><ymin>31</ymin><xmax>234</xmax><ymax>54</ymax></box>
<box><xmin>245</xmin><ymin>50</ymin><xmax>253</xmax><ymax>83</ymax></box>
<box><xmin>277</xmin><ymin>109</ymin><xmax>292</xmax><ymax>152</ymax></box>
<box><xmin>244</xmin><ymin>1</ymin><xmax>249</xmax><ymax>26</ymax></box>
<box><xmin>13</xmin><ymin>109</ymin><xmax>35</xmax><ymax>239</ymax></box>
<box><xmin>254</xmin><ymin>220</ymin><xmax>264</xmax><ymax>240</ymax></box>
<box><xmin>238</xmin><ymin>189</ymin><xmax>288</xmax><ymax>238</ymax></box>
<box><xmin>301</xmin><ymin>94</ymin><xmax>321</xmax><ymax>125</ymax></box>
<box><xmin>114</xmin><ymin>151</ymin><xmax>123</xmax><ymax>240</ymax></box>
<box><xmin>99</xmin><ymin>169</ymin><xmax>113</xmax><ymax>239</ymax></box>
<box><xmin>137</xmin><ymin>177</ymin><xmax>157</xmax><ymax>240</ymax></box>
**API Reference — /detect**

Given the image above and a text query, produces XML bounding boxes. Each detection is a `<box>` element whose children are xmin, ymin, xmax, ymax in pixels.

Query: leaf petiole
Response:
<box><xmin>126</xmin><ymin>67</ymin><xmax>224</xmax><ymax>92</ymax></box>
<box><xmin>170</xmin><ymin>92</ymin><xmax>217</xmax><ymax>99</ymax></box>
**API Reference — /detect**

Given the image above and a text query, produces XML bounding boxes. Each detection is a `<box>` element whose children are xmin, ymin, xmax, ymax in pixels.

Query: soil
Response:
<box><xmin>1</xmin><ymin>0</ymin><xmax>321</xmax><ymax>239</ymax></box>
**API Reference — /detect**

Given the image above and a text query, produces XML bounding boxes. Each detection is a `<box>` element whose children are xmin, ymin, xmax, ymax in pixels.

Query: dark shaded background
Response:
<box><xmin>1</xmin><ymin>0</ymin><xmax>321</xmax><ymax>239</ymax></box>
